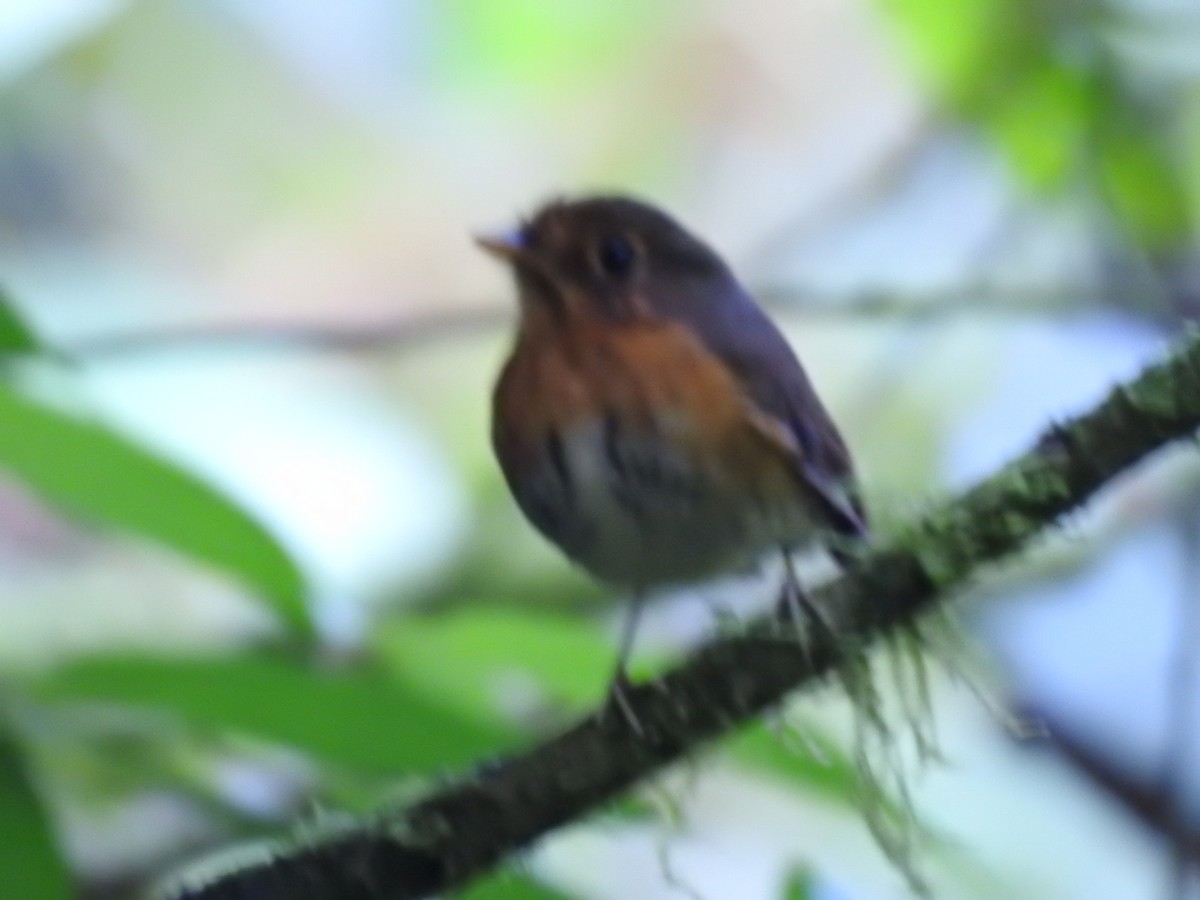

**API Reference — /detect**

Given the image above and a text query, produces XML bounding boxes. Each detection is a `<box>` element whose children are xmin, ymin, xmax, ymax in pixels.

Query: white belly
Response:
<box><xmin>552</xmin><ymin>421</ymin><xmax>820</xmax><ymax>588</ymax></box>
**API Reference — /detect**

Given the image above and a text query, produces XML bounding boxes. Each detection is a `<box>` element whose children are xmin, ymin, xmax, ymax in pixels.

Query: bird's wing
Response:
<box><xmin>662</xmin><ymin>286</ymin><xmax>868</xmax><ymax>539</ymax></box>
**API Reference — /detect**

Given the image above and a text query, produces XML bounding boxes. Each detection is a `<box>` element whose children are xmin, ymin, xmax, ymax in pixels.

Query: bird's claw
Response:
<box><xmin>599</xmin><ymin>672</ymin><xmax>646</xmax><ymax>737</ymax></box>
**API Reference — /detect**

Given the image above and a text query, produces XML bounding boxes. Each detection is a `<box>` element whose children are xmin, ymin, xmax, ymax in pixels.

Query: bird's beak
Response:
<box><xmin>474</xmin><ymin>228</ymin><xmax>528</xmax><ymax>264</ymax></box>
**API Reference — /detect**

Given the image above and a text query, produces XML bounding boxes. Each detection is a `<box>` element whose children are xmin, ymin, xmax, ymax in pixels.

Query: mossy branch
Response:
<box><xmin>171</xmin><ymin>331</ymin><xmax>1200</xmax><ymax>900</ymax></box>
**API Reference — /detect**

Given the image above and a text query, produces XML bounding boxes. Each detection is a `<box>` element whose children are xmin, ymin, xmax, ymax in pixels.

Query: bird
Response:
<box><xmin>478</xmin><ymin>196</ymin><xmax>867</xmax><ymax>728</ymax></box>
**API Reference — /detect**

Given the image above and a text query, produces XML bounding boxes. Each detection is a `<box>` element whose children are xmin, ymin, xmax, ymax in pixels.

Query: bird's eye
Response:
<box><xmin>596</xmin><ymin>235</ymin><xmax>636</xmax><ymax>277</ymax></box>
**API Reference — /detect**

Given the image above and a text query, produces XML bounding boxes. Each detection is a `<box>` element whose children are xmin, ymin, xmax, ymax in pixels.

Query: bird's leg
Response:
<box><xmin>777</xmin><ymin>548</ymin><xmax>838</xmax><ymax>648</ymax></box>
<box><xmin>602</xmin><ymin>592</ymin><xmax>646</xmax><ymax>736</ymax></box>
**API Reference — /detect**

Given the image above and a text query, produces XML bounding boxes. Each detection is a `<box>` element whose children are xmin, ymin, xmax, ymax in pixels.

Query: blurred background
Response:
<box><xmin>0</xmin><ymin>1</ymin><xmax>1198</xmax><ymax>898</ymax></box>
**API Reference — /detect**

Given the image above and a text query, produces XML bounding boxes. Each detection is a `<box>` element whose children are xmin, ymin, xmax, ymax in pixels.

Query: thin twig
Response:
<box><xmin>59</xmin><ymin>285</ymin><xmax>1103</xmax><ymax>363</ymax></box>
<box><xmin>60</xmin><ymin>308</ymin><xmax>509</xmax><ymax>361</ymax></box>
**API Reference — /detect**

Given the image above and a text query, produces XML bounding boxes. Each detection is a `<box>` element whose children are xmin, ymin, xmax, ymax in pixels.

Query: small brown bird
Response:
<box><xmin>479</xmin><ymin>196</ymin><xmax>866</xmax><ymax>724</ymax></box>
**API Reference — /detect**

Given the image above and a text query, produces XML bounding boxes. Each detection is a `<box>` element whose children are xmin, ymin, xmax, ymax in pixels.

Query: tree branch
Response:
<box><xmin>171</xmin><ymin>331</ymin><xmax>1200</xmax><ymax>900</ymax></box>
<box><xmin>61</xmin><ymin>286</ymin><xmax>1101</xmax><ymax>362</ymax></box>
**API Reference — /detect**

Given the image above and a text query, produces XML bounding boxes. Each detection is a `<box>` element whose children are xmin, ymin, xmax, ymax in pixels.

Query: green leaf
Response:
<box><xmin>1098</xmin><ymin>129</ymin><xmax>1192</xmax><ymax>249</ymax></box>
<box><xmin>878</xmin><ymin>0</ymin><xmax>1193</xmax><ymax>250</ymax></box>
<box><xmin>0</xmin><ymin>385</ymin><xmax>310</xmax><ymax>633</ymax></box>
<box><xmin>378</xmin><ymin>609</ymin><xmax>624</xmax><ymax>719</ymax></box>
<box><xmin>0</xmin><ymin>732</ymin><xmax>71</xmax><ymax>899</ymax></box>
<box><xmin>460</xmin><ymin>871</ymin><xmax>569</xmax><ymax>900</ymax></box>
<box><xmin>0</xmin><ymin>289</ymin><xmax>39</xmax><ymax>354</ymax></box>
<box><xmin>34</xmin><ymin>654</ymin><xmax>516</xmax><ymax>773</ymax></box>
<box><xmin>782</xmin><ymin>868</ymin><xmax>814</xmax><ymax>900</ymax></box>
<box><xmin>878</xmin><ymin>0</ymin><xmax>1012</xmax><ymax>97</ymax></box>
<box><xmin>727</xmin><ymin>724</ymin><xmax>860</xmax><ymax>805</ymax></box>
<box><xmin>987</xmin><ymin>61</ymin><xmax>1094</xmax><ymax>189</ymax></box>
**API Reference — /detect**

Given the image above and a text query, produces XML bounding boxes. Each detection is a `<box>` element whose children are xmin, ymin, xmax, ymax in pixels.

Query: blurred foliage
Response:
<box><xmin>782</xmin><ymin>869</ymin><xmax>814</xmax><ymax>900</ymax></box>
<box><xmin>442</xmin><ymin>0</ymin><xmax>669</xmax><ymax>89</ymax></box>
<box><xmin>0</xmin><ymin>381</ymin><xmax>310</xmax><ymax>635</ymax></box>
<box><xmin>378</xmin><ymin>608</ymin><xmax>617</xmax><ymax>715</ymax></box>
<box><xmin>0</xmin><ymin>287</ymin><xmax>37</xmax><ymax>352</ymax></box>
<box><xmin>31</xmin><ymin>653</ymin><xmax>517</xmax><ymax>774</ymax></box>
<box><xmin>0</xmin><ymin>732</ymin><xmax>70</xmax><ymax>899</ymax></box>
<box><xmin>727</xmin><ymin>724</ymin><xmax>861</xmax><ymax>805</ymax></box>
<box><xmin>880</xmin><ymin>0</ymin><xmax>1195</xmax><ymax>251</ymax></box>
<box><xmin>460</xmin><ymin>870</ymin><xmax>572</xmax><ymax>900</ymax></box>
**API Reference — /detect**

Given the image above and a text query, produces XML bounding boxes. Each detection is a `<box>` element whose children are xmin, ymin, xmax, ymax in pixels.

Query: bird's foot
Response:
<box><xmin>599</xmin><ymin>672</ymin><xmax>645</xmax><ymax>737</ymax></box>
<box><xmin>776</xmin><ymin>577</ymin><xmax>839</xmax><ymax>652</ymax></box>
